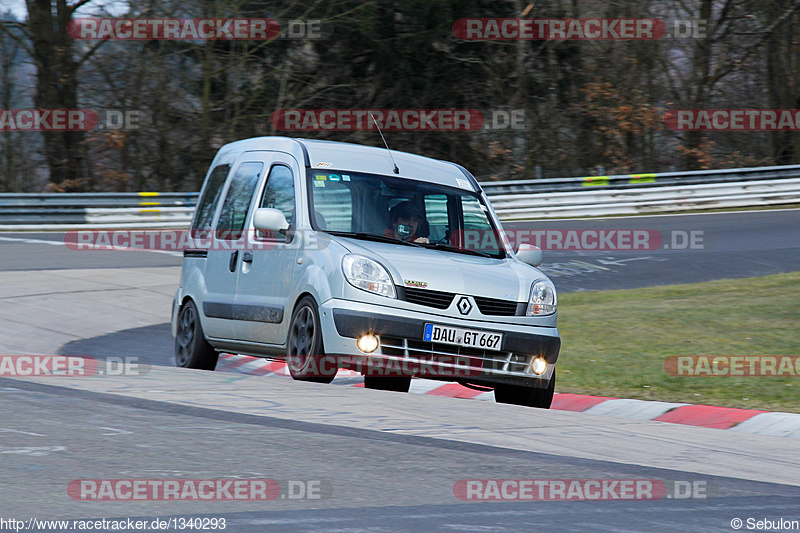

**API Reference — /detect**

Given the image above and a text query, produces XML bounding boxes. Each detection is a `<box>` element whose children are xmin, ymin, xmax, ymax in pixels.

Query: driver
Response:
<box><xmin>384</xmin><ymin>201</ymin><xmax>430</xmax><ymax>244</ymax></box>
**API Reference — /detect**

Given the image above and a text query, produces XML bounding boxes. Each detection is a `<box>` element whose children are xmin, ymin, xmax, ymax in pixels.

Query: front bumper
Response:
<box><xmin>170</xmin><ymin>288</ymin><xmax>182</xmax><ymax>338</ymax></box>
<box><xmin>319</xmin><ymin>299</ymin><xmax>560</xmax><ymax>389</ymax></box>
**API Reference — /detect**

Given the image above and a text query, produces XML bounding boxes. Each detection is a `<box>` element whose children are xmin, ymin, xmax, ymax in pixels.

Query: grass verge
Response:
<box><xmin>557</xmin><ymin>272</ymin><xmax>800</xmax><ymax>413</ymax></box>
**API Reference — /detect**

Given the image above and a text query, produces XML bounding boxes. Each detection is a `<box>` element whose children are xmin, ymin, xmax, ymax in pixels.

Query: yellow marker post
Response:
<box><xmin>139</xmin><ymin>192</ymin><xmax>161</xmax><ymax>206</ymax></box>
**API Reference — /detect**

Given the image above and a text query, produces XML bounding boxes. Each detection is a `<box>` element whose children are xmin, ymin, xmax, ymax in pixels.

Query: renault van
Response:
<box><xmin>172</xmin><ymin>137</ymin><xmax>560</xmax><ymax>408</ymax></box>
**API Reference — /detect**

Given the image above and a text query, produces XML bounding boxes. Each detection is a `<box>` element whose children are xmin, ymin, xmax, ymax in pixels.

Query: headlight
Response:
<box><xmin>526</xmin><ymin>280</ymin><xmax>556</xmax><ymax>316</ymax></box>
<box><xmin>342</xmin><ymin>255</ymin><xmax>396</xmax><ymax>298</ymax></box>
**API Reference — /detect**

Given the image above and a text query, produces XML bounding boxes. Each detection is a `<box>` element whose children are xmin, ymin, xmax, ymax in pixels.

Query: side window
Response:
<box><xmin>258</xmin><ymin>165</ymin><xmax>295</xmax><ymax>239</ymax></box>
<box><xmin>215</xmin><ymin>162</ymin><xmax>263</xmax><ymax>240</ymax></box>
<box><xmin>462</xmin><ymin>195</ymin><xmax>490</xmax><ymax>230</ymax></box>
<box><xmin>460</xmin><ymin>195</ymin><xmax>500</xmax><ymax>255</ymax></box>
<box><xmin>423</xmin><ymin>194</ymin><xmax>448</xmax><ymax>242</ymax></box>
<box><xmin>312</xmin><ymin>178</ymin><xmax>352</xmax><ymax>232</ymax></box>
<box><xmin>191</xmin><ymin>164</ymin><xmax>231</xmax><ymax>238</ymax></box>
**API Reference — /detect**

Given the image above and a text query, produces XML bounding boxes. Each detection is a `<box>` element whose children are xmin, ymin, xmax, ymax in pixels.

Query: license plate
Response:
<box><xmin>423</xmin><ymin>323</ymin><xmax>503</xmax><ymax>350</ymax></box>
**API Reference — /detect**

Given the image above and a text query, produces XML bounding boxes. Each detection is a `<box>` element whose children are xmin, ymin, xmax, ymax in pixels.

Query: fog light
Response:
<box><xmin>357</xmin><ymin>334</ymin><xmax>379</xmax><ymax>353</ymax></box>
<box><xmin>531</xmin><ymin>357</ymin><xmax>547</xmax><ymax>376</ymax></box>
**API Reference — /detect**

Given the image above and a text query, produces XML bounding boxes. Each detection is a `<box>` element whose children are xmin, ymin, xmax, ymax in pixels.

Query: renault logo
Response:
<box><xmin>457</xmin><ymin>296</ymin><xmax>472</xmax><ymax>315</ymax></box>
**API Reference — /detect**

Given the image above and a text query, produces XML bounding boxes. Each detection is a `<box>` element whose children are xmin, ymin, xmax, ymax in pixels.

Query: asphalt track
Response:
<box><xmin>3</xmin><ymin>375</ymin><xmax>800</xmax><ymax>532</ymax></box>
<box><xmin>0</xmin><ymin>209</ymin><xmax>798</xmax><ymax>532</ymax></box>
<box><xmin>1</xmin><ymin>209</ymin><xmax>798</xmax><ymax>293</ymax></box>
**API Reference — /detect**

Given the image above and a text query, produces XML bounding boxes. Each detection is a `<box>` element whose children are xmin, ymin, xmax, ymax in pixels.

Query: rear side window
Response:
<box><xmin>258</xmin><ymin>165</ymin><xmax>295</xmax><ymax>239</ymax></box>
<box><xmin>215</xmin><ymin>162</ymin><xmax>263</xmax><ymax>240</ymax></box>
<box><xmin>191</xmin><ymin>164</ymin><xmax>231</xmax><ymax>238</ymax></box>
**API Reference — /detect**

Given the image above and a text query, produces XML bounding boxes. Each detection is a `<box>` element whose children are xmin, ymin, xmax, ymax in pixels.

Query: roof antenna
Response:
<box><xmin>370</xmin><ymin>113</ymin><xmax>399</xmax><ymax>174</ymax></box>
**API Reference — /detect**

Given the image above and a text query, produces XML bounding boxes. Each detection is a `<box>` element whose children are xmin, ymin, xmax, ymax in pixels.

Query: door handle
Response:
<box><xmin>228</xmin><ymin>251</ymin><xmax>239</xmax><ymax>272</ymax></box>
<box><xmin>242</xmin><ymin>251</ymin><xmax>253</xmax><ymax>263</ymax></box>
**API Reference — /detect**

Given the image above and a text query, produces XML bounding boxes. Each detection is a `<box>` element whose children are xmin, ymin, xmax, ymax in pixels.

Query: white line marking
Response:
<box><xmin>98</xmin><ymin>427</ymin><xmax>133</xmax><ymax>436</ymax></box>
<box><xmin>0</xmin><ymin>446</ymin><xmax>66</xmax><ymax>456</ymax></box>
<box><xmin>536</xmin><ymin>207</ymin><xmax>800</xmax><ymax>222</ymax></box>
<box><xmin>0</xmin><ymin>236</ymin><xmax>183</xmax><ymax>257</ymax></box>
<box><xmin>0</xmin><ymin>428</ymin><xmax>47</xmax><ymax>436</ymax></box>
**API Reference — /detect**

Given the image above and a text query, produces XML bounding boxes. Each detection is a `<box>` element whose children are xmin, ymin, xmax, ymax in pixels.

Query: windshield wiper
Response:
<box><xmin>425</xmin><ymin>242</ymin><xmax>497</xmax><ymax>258</ymax></box>
<box><xmin>326</xmin><ymin>231</ymin><xmax>424</xmax><ymax>247</ymax></box>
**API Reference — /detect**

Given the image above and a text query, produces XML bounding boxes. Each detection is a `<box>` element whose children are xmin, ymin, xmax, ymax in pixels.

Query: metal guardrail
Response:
<box><xmin>1</xmin><ymin>166</ymin><xmax>799</xmax><ymax>228</ymax></box>
<box><xmin>480</xmin><ymin>164</ymin><xmax>800</xmax><ymax>194</ymax></box>
<box><xmin>0</xmin><ymin>192</ymin><xmax>197</xmax><ymax>228</ymax></box>
<box><xmin>489</xmin><ymin>178</ymin><xmax>800</xmax><ymax>220</ymax></box>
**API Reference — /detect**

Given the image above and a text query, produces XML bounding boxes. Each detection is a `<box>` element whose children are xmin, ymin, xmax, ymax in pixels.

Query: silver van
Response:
<box><xmin>172</xmin><ymin>137</ymin><xmax>560</xmax><ymax>408</ymax></box>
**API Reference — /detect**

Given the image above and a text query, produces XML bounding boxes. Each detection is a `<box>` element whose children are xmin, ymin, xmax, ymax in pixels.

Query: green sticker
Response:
<box><xmin>329</xmin><ymin>174</ymin><xmax>341</xmax><ymax>181</ymax></box>
<box><xmin>314</xmin><ymin>174</ymin><xmax>327</xmax><ymax>180</ymax></box>
<box><xmin>314</xmin><ymin>181</ymin><xmax>326</xmax><ymax>187</ymax></box>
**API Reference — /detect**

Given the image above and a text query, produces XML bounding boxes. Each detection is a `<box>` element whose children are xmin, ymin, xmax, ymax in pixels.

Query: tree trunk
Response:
<box><xmin>26</xmin><ymin>0</ymin><xmax>88</xmax><ymax>191</ymax></box>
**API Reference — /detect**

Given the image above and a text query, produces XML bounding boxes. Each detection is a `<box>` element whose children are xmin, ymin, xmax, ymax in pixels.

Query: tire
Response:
<box><xmin>286</xmin><ymin>296</ymin><xmax>336</xmax><ymax>384</ymax></box>
<box><xmin>494</xmin><ymin>369</ymin><xmax>556</xmax><ymax>409</ymax></box>
<box><xmin>363</xmin><ymin>376</ymin><xmax>412</xmax><ymax>393</ymax></box>
<box><xmin>174</xmin><ymin>300</ymin><xmax>219</xmax><ymax>370</ymax></box>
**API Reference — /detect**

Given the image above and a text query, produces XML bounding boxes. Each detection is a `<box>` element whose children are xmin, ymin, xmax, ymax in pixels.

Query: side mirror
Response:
<box><xmin>517</xmin><ymin>243</ymin><xmax>542</xmax><ymax>267</ymax></box>
<box><xmin>253</xmin><ymin>208</ymin><xmax>289</xmax><ymax>234</ymax></box>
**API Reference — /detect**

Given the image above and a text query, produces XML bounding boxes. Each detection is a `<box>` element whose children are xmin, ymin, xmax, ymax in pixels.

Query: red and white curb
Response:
<box><xmin>216</xmin><ymin>354</ymin><xmax>800</xmax><ymax>439</ymax></box>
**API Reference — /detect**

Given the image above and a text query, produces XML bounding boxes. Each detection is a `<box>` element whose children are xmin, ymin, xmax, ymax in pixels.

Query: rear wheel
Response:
<box><xmin>286</xmin><ymin>296</ymin><xmax>336</xmax><ymax>384</ymax></box>
<box><xmin>363</xmin><ymin>376</ymin><xmax>412</xmax><ymax>392</ymax></box>
<box><xmin>494</xmin><ymin>369</ymin><xmax>556</xmax><ymax>409</ymax></box>
<box><xmin>174</xmin><ymin>300</ymin><xmax>219</xmax><ymax>370</ymax></box>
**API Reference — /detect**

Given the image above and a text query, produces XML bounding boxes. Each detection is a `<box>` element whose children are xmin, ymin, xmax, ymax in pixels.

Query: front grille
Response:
<box><xmin>379</xmin><ymin>335</ymin><xmax>531</xmax><ymax>375</ymax></box>
<box><xmin>401</xmin><ymin>288</ymin><xmax>522</xmax><ymax>316</ymax></box>
<box><xmin>473</xmin><ymin>296</ymin><xmax>520</xmax><ymax>316</ymax></box>
<box><xmin>402</xmin><ymin>287</ymin><xmax>454</xmax><ymax>309</ymax></box>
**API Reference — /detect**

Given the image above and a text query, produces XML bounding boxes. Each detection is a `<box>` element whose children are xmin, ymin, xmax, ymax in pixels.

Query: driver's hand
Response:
<box><xmin>413</xmin><ymin>237</ymin><xmax>430</xmax><ymax>244</ymax></box>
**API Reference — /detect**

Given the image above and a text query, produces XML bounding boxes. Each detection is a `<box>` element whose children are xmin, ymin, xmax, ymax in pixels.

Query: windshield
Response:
<box><xmin>307</xmin><ymin>170</ymin><xmax>506</xmax><ymax>259</ymax></box>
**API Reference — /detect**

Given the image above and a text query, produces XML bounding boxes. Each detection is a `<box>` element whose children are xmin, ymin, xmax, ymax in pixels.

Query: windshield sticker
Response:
<box><xmin>329</xmin><ymin>174</ymin><xmax>341</xmax><ymax>181</ymax></box>
<box><xmin>342</xmin><ymin>174</ymin><xmax>351</xmax><ymax>181</ymax></box>
<box><xmin>456</xmin><ymin>178</ymin><xmax>471</xmax><ymax>189</ymax></box>
<box><xmin>314</xmin><ymin>181</ymin><xmax>326</xmax><ymax>187</ymax></box>
<box><xmin>404</xmin><ymin>279</ymin><xmax>428</xmax><ymax>288</ymax></box>
<box><xmin>315</xmin><ymin>162</ymin><xmax>332</xmax><ymax>168</ymax></box>
<box><xmin>314</xmin><ymin>174</ymin><xmax>327</xmax><ymax>180</ymax></box>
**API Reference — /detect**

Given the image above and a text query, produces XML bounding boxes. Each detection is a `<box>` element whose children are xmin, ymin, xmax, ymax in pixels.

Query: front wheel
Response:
<box><xmin>494</xmin><ymin>369</ymin><xmax>556</xmax><ymax>409</ymax></box>
<box><xmin>174</xmin><ymin>300</ymin><xmax>219</xmax><ymax>370</ymax></box>
<box><xmin>286</xmin><ymin>296</ymin><xmax>336</xmax><ymax>384</ymax></box>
